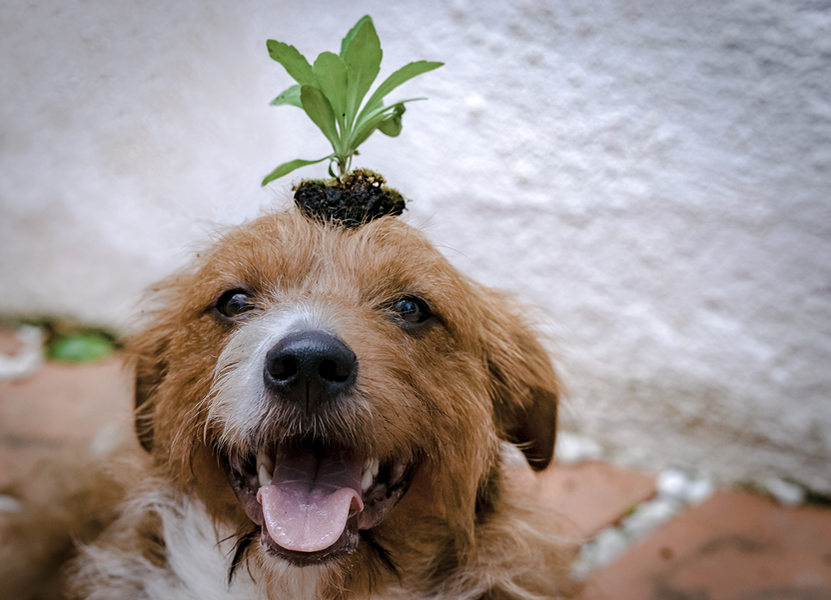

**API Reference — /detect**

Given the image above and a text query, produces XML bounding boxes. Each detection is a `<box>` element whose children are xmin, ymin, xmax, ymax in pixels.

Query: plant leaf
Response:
<box><xmin>352</xmin><ymin>96</ymin><xmax>425</xmax><ymax>140</ymax></box>
<box><xmin>343</xmin><ymin>19</ymin><xmax>382</xmax><ymax>127</ymax></box>
<box><xmin>267</xmin><ymin>40</ymin><xmax>317</xmax><ymax>87</ymax></box>
<box><xmin>378</xmin><ymin>103</ymin><xmax>406</xmax><ymax>137</ymax></box>
<box><xmin>300</xmin><ymin>85</ymin><xmax>341</xmax><ymax>152</ymax></box>
<box><xmin>349</xmin><ymin>99</ymin><xmax>422</xmax><ymax>149</ymax></box>
<box><xmin>360</xmin><ymin>60</ymin><xmax>443</xmax><ymax>119</ymax></box>
<box><xmin>261</xmin><ymin>155</ymin><xmax>333</xmax><ymax>186</ymax></box>
<box><xmin>270</xmin><ymin>84</ymin><xmax>303</xmax><ymax>108</ymax></box>
<box><xmin>313</xmin><ymin>52</ymin><xmax>348</xmax><ymax>126</ymax></box>
<box><xmin>340</xmin><ymin>15</ymin><xmax>373</xmax><ymax>58</ymax></box>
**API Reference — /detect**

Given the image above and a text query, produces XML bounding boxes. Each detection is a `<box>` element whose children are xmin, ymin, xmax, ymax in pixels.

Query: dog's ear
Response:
<box><xmin>131</xmin><ymin>327</ymin><xmax>170</xmax><ymax>453</ymax></box>
<box><xmin>481</xmin><ymin>291</ymin><xmax>560</xmax><ymax>471</ymax></box>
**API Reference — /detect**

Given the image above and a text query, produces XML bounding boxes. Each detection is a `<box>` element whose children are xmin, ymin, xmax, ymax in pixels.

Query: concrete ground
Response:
<box><xmin>1</xmin><ymin>330</ymin><xmax>830</xmax><ymax>598</ymax></box>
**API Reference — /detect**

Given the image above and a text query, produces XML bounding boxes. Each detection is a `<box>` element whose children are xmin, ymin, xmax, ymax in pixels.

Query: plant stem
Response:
<box><xmin>336</xmin><ymin>152</ymin><xmax>355</xmax><ymax>176</ymax></box>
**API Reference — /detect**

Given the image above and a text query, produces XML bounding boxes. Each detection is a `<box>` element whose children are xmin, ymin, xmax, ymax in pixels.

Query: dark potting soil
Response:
<box><xmin>293</xmin><ymin>170</ymin><xmax>405</xmax><ymax>228</ymax></box>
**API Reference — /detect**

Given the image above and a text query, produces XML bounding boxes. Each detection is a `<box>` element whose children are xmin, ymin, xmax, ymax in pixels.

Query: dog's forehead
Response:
<box><xmin>203</xmin><ymin>211</ymin><xmax>460</xmax><ymax>300</ymax></box>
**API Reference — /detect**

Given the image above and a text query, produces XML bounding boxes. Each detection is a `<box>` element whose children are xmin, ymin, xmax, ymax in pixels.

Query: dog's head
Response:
<box><xmin>130</xmin><ymin>209</ymin><xmax>559</xmax><ymax>587</ymax></box>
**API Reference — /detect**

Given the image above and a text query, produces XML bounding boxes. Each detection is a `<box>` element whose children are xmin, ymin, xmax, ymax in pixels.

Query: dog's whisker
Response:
<box><xmin>226</xmin><ymin>529</ymin><xmax>258</xmax><ymax>586</ymax></box>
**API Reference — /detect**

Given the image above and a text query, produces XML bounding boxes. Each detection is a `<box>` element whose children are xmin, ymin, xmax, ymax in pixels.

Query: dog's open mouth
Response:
<box><xmin>226</xmin><ymin>437</ymin><xmax>414</xmax><ymax>564</ymax></box>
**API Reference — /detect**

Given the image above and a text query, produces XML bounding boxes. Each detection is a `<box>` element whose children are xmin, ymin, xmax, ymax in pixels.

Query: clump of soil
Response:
<box><xmin>293</xmin><ymin>169</ymin><xmax>406</xmax><ymax>228</ymax></box>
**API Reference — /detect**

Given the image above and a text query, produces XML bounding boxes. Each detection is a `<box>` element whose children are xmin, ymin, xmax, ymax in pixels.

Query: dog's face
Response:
<box><xmin>130</xmin><ymin>210</ymin><xmax>559</xmax><ymax>592</ymax></box>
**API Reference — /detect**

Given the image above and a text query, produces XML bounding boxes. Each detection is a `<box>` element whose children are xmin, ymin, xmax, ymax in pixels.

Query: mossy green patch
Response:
<box><xmin>47</xmin><ymin>332</ymin><xmax>115</xmax><ymax>363</ymax></box>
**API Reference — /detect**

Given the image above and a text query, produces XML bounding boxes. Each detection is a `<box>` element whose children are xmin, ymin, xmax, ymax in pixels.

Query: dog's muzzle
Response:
<box><xmin>225</xmin><ymin>329</ymin><xmax>415</xmax><ymax>565</ymax></box>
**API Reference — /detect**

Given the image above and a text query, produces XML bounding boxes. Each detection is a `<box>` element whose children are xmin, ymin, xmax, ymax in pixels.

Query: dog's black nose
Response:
<box><xmin>263</xmin><ymin>331</ymin><xmax>357</xmax><ymax>406</ymax></box>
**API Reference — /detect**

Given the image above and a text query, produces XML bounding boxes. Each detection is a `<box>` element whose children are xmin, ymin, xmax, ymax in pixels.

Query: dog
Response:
<box><xmin>1</xmin><ymin>207</ymin><xmax>578</xmax><ymax>599</ymax></box>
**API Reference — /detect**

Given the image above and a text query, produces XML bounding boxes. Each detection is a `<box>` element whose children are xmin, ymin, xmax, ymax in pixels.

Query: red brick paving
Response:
<box><xmin>540</xmin><ymin>460</ymin><xmax>656</xmax><ymax>539</ymax></box>
<box><xmin>0</xmin><ymin>351</ymin><xmax>132</xmax><ymax>490</ymax></box>
<box><xmin>2</xmin><ymin>328</ymin><xmax>830</xmax><ymax>597</ymax></box>
<box><xmin>582</xmin><ymin>489</ymin><xmax>831</xmax><ymax>599</ymax></box>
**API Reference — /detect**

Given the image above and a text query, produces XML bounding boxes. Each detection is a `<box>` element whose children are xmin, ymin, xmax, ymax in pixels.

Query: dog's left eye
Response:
<box><xmin>215</xmin><ymin>289</ymin><xmax>258</xmax><ymax>320</ymax></box>
<box><xmin>390</xmin><ymin>296</ymin><xmax>432</xmax><ymax>325</ymax></box>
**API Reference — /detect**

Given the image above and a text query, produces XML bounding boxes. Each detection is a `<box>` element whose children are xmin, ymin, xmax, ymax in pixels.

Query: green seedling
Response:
<box><xmin>262</xmin><ymin>15</ymin><xmax>443</xmax><ymax>185</ymax></box>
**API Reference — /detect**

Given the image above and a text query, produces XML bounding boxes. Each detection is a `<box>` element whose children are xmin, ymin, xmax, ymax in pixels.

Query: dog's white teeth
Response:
<box><xmin>256</xmin><ymin>448</ymin><xmax>274</xmax><ymax>486</ymax></box>
<box><xmin>361</xmin><ymin>458</ymin><xmax>380</xmax><ymax>493</ymax></box>
<box><xmin>257</xmin><ymin>448</ymin><xmax>274</xmax><ymax>471</ymax></box>
<box><xmin>258</xmin><ymin>464</ymin><xmax>272</xmax><ymax>487</ymax></box>
<box><xmin>361</xmin><ymin>469</ymin><xmax>373</xmax><ymax>493</ymax></box>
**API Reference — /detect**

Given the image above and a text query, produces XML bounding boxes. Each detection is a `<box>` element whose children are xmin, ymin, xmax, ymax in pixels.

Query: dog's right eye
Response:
<box><xmin>389</xmin><ymin>296</ymin><xmax>433</xmax><ymax>327</ymax></box>
<box><xmin>215</xmin><ymin>289</ymin><xmax>257</xmax><ymax>320</ymax></box>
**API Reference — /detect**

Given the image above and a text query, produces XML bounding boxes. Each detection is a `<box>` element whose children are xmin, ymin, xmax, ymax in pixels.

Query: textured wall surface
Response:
<box><xmin>1</xmin><ymin>0</ymin><xmax>830</xmax><ymax>490</ymax></box>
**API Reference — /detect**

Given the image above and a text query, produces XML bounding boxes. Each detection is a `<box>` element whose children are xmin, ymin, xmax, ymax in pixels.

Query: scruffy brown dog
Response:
<box><xmin>3</xmin><ymin>208</ymin><xmax>578</xmax><ymax>599</ymax></box>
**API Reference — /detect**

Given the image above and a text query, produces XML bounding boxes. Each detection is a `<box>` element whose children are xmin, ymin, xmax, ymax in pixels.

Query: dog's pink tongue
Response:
<box><xmin>257</xmin><ymin>448</ymin><xmax>363</xmax><ymax>553</ymax></box>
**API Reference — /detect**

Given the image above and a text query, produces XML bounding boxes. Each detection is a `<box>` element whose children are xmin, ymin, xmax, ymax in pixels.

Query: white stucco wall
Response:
<box><xmin>1</xmin><ymin>1</ymin><xmax>829</xmax><ymax>491</ymax></box>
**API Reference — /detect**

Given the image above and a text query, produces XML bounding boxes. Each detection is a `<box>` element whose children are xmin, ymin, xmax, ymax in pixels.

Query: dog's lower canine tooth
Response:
<box><xmin>258</xmin><ymin>464</ymin><xmax>272</xmax><ymax>486</ymax></box>
<box><xmin>257</xmin><ymin>448</ymin><xmax>274</xmax><ymax>474</ymax></box>
<box><xmin>361</xmin><ymin>468</ymin><xmax>373</xmax><ymax>493</ymax></box>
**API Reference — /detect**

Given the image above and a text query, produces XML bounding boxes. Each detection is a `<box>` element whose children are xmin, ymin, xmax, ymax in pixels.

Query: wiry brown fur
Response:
<box><xmin>1</xmin><ymin>209</ymin><xmax>579</xmax><ymax>599</ymax></box>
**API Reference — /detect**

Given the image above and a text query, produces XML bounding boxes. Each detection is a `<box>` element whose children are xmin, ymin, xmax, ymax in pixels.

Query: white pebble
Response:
<box><xmin>764</xmin><ymin>477</ymin><xmax>805</xmax><ymax>507</ymax></box>
<box><xmin>657</xmin><ymin>467</ymin><xmax>715</xmax><ymax>505</ymax></box>
<box><xmin>656</xmin><ymin>468</ymin><xmax>690</xmax><ymax>499</ymax></box>
<box><xmin>0</xmin><ymin>325</ymin><xmax>44</xmax><ymax>380</ymax></box>
<box><xmin>685</xmin><ymin>478</ymin><xmax>716</xmax><ymax>505</ymax></box>
<box><xmin>621</xmin><ymin>496</ymin><xmax>683</xmax><ymax>539</ymax></box>
<box><xmin>575</xmin><ymin>527</ymin><xmax>629</xmax><ymax>576</ymax></box>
